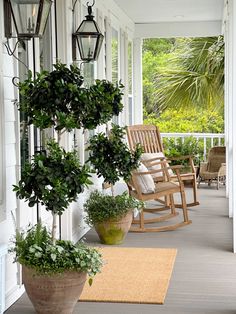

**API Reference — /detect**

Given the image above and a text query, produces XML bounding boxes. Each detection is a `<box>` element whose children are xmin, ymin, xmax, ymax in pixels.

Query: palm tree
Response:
<box><xmin>154</xmin><ymin>36</ymin><xmax>224</xmax><ymax>113</ymax></box>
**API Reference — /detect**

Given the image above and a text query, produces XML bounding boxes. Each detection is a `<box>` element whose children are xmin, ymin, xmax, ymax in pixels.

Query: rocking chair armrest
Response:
<box><xmin>142</xmin><ymin>156</ymin><xmax>166</xmax><ymax>164</ymax></box>
<box><xmin>133</xmin><ymin>166</ymin><xmax>168</xmax><ymax>176</ymax></box>
<box><xmin>142</xmin><ymin>159</ymin><xmax>173</xmax><ymax>167</ymax></box>
<box><xmin>168</xmin><ymin>155</ymin><xmax>193</xmax><ymax>161</ymax></box>
<box><xmin>168</xmin><ymin>155</ymin><xmax>195</xmax><ymax>172</ymax></box>
<box><xmin>170</xmin><ymin>166</ymin><xmax>185</xmax><ymax>187</ymax></box>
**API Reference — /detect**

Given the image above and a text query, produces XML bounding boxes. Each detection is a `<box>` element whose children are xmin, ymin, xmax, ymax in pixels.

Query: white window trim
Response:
<box><xmin>0</xmin><ymin>10</ymin><xmax>6</xmax><ymax>222</ymax></box>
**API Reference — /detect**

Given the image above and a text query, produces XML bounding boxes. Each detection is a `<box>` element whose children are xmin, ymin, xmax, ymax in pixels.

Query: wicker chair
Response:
<box><xmin>198</xmin><ymin>146</ymin><xmax>226</xmax><ymax>189</ymax></box>
<box><xmin>126</xmin><ymin>124</ymin><xmax>199</xmax><ymax>207</ymax></box>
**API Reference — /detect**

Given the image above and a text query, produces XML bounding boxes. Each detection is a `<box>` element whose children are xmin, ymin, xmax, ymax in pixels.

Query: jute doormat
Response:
<box><xmin>79</xmin><ymin>247</ymin><xmax>177</xmax><ymax>304</ymax></box>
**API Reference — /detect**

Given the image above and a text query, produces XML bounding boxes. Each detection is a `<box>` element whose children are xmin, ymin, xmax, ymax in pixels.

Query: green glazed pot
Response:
<box><xmin>95</xmin><ymin>210</ymin><xmax>133</xmax><ymax>245</ymax></box>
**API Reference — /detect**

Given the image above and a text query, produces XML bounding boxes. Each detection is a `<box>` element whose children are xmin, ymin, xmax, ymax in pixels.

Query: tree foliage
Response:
<box><xmin>143</xmin><ymin>36</ymin><xmax>224</xmax><ymax>115</ymax></box>
<box><xmin>144</xmin><ymin>108</ymin><xmax>224</xmax><ymax>133</ymax></box>
<box><xmin>87</xmin><ymin>124</ymin><xmax>142</xmax><ymax>185</ymax></box>
<box><xmin>17</xmin><ymin>62</ymin><xmax>124</xmax><ymax>131</ymax></box>
<box><xmin>13</xmin><ymin>139</ymin><xmax>92</xmax><ymax>216</ymax></box>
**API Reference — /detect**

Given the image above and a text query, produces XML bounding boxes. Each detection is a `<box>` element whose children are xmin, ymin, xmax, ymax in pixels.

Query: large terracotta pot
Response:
<box><xmin>22</xmin><ymin>266</ymin><xmax>87</xmax><ymax>314</ymax></box>
<box><xmin>95</xmin><ymin>210</ymin><xmax>133</xmax><ymax>245</ymax></box>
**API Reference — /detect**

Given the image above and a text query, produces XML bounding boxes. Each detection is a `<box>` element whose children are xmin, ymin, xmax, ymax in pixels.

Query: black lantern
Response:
<box><xmin>4</xmin><ymin>0</ymin><xmax>52</xmax><ymax>39</ymax></box>
<box><xmin>72</xmin><ymin>2</ymin><xmax>104</xmax><ymax>62</ymax></box>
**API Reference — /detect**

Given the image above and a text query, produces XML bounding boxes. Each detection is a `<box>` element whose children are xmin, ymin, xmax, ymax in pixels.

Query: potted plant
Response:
<box><xmin>84</xmin><ymin>190</ymin><xmax>143</xmax><ymax>245</ymax></box>
<box><xmin>84</xmin><ymin>124</ymin><xmax>143</xmax><ymax>245</ymax></box>
<box><xmin>11</xmin><ymin>62</ymin><xmax>125</xmax><ymax>312</ymax></box>
<box><xmin>12</xmin><ymin>139</ymin><xmax>103</xmax><ymax>313</ymax></box>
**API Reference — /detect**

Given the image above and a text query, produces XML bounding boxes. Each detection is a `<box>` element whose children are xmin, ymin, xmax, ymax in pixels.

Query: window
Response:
<box><xmin>18</xmin><ymin>42</ymin><xmax>30</xmax><ymax>169</ymax></box>
<box><xmin>112</xmin><ymin>27</ymin><xmax>119</xmax><ymax>124</ymax></box>
<box><xmin>0</xmin><ymin>69</ymin><xmax>4</xmax><ymax>221</ymax></box>
<box><xmin>112</xmin><ymin>28</ymin><xmax>118</xmax><ymax>84</ymax></box>
<box><xmin>128</xmin><ymin>41</ymin><xmax>133</xmax><ymax>125</ymax></box>
<box><xmin>104</xmin><ymin>18</ymin><xmax>107</xmax><ymax>79</ymax></box>
<box><xmin>39</xmin><ymin>13</ymin><xmax>52</xmax><ymax>71</ymax></box>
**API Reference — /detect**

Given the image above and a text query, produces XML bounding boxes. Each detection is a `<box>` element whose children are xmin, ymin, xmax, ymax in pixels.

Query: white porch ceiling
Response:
<box><xmin>113</xmin><ymin>0</ymin><xmax>225</xmax><ymax>24</ymax></box>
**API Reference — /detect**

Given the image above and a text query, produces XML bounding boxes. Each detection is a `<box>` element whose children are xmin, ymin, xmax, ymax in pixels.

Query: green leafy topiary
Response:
<box><xmin>13</xmin><ymin>139</ymin><xmax>92</xmax><ymax>216</ymax></box>
<box><xmin>10</xmin><ymin>223</ymin><xmax>103</xmax><ymax>277</ymax></box>
<box><xmin>87</xmin><ymin>124</ymin><xmax>143</xmax><ymax>185</ymax></box>
<box><xmin>84</xmin><ymin>191</ymin><xmax>143</xmax><ymax>225</ymax></box>
<box><xmin>17</xmin><ymin>62</ymin><xmax>124</xmax><ymax>131</ymax></box>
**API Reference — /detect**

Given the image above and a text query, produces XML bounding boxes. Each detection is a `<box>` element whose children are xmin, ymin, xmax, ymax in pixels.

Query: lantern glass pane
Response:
<box><xmin>10</xmin><ymin>0</ymin><xmax>40</xmax><ymax>36</ymax></box>
<box><xmin>79</xmin><ymin>20</ymin><xmax>98</xmax><ymax>33</ymax></box>
<box><xmin>38</xmin><ymin>0</ymin><xmax>51</xmax><ymax>36</ymax></box>
<box><xmin>94</xmin><ymin>34</ymin><xmax>104</xmax><ymax>60</ymax></box>
<box><xmin>78</xmin><ymin>35</ymin><xmax>97</xmax><ymax>61</ymax></box>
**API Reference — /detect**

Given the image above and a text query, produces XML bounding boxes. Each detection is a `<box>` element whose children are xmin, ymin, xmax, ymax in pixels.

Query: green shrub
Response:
<box><xmin>163</xmin><ymin>136</ymin><xmax>204</xmax><ymax>166</ymax></box>
<box><xmin>10</xmin><ymin>223</ymin><xmax>103</xmax><ymax>278</ymax></box>
<box><xmin>84</xmin><ymin>191</ymin><xmax>143</xmax><ymax>225</ymax></box>
<box><xmin>144</xmin><ymin>108</ymin><xmax>224</xmax><ymax>133</ymax></box>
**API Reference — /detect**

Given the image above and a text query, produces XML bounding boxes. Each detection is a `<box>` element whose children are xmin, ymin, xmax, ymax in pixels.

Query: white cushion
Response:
<box><xmin>136</xmin><ymin>163</ymin><xmax>156</xmax><ymax>194</ymax></box>
<box><xmin>141</xmin><ymin>152</ymin><xmax>174</xmax><ymax>178</ymax></box>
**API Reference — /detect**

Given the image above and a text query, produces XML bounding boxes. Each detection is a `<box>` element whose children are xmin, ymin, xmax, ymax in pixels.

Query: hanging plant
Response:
<box><xmin>17</xmin><ymin>62</ymin><xmax>124</xmax><ymax>131</ymax></box>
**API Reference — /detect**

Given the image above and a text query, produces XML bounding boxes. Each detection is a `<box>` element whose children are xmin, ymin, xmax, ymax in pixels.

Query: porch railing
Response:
<box><xmin>160</xmin><ymin>132</ymin><xmax>225</xmax><ymax>161</ymax></box>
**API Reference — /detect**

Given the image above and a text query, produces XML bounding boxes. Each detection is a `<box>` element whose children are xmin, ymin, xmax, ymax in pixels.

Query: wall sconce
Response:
<box><xmin>4</xmin><ymin>0</ymin><xmax>52</xmax><ymax>40</ymax></box>
<box><xmin>72</xmin><ymin>0</ymin><xmax>104</xmax><ymax>62</ymax></box>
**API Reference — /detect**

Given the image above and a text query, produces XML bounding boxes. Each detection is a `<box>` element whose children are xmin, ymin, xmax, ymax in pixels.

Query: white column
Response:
<box><xmin>123</xmin><ymin>31</ymin><xmax>129</xmax><ymax>126</ymax></box>
<box><xmin>228</xmin><ymin>0</ymin><xmax>236</xmax><ymax>252</ymax></box>
<box><xmin>119</xmin><ymin>29</ymin><xmax>126</xmax><ymax>126</ymax></box>
<box><xmin>133</xmin><ymin>38</ymin><xmax>143</xmax><ymax>124</ymax></box>
<box><xmin>226</xmin><ymin>0</ymin><xmax>233</xmax><ymax>219</ymax></box>
<box><xmin>55</xmin><ymin>0</ymin><xmax>74</xmax><ymax>241</ymax></box>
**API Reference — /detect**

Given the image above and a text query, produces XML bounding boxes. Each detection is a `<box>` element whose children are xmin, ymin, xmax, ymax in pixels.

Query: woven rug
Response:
<box><xmin>79</xmin><ymin>247</ymin><xmax>177</xmax><ymax>304</ymax></box>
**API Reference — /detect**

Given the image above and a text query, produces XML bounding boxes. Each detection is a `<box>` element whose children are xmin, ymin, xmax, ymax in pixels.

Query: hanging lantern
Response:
<box><xmin>72</xmin><ymin>3</ymin><xmax>104</xmax><ymax>62</ymax></box>
<box><xmin>4</xmin><ymin>0</ymin><xmax>52</xmax><ymax>39</ymax></box>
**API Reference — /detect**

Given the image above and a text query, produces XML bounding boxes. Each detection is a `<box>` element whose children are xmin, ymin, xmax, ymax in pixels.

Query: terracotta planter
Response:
<box><xmin>95</xmin><ymin>210</ymin><xmax>133</xmax><ymax>245</ymax></box>
<box><xmin>22</xmin><ymin>266</ymin><xmax>87</xmax><ymax>314</ymax></box>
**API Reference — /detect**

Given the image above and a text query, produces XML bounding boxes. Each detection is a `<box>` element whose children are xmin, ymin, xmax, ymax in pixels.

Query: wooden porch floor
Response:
<box><xmin>5</xmin><ymin>186</ymin><xmax>236</xmax><ymax>314</ymax></box>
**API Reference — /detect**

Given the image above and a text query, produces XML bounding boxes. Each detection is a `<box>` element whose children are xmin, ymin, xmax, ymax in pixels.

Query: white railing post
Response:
<box><xmin>203</xmin><ymin>137</ymin><xmax>207</xmax><ymax>161</ymax></box>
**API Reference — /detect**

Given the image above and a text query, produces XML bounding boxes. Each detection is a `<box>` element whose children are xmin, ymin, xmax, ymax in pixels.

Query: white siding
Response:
<box><xmin>0</xmin><ymin>0</ymin><xmax>136</xmax><ymax>309</ymax></box>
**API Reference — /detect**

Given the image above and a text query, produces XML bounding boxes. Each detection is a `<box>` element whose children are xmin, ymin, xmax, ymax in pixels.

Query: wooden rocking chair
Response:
<box><xmin>127</xmin><ymin>124</ymin><xmax>200</xmax><ymax>207</ymax></box>
<box><xmin>128</xmin><ymin>160</ymin><xmax>192</xmax><ymax>232</ymax></box>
